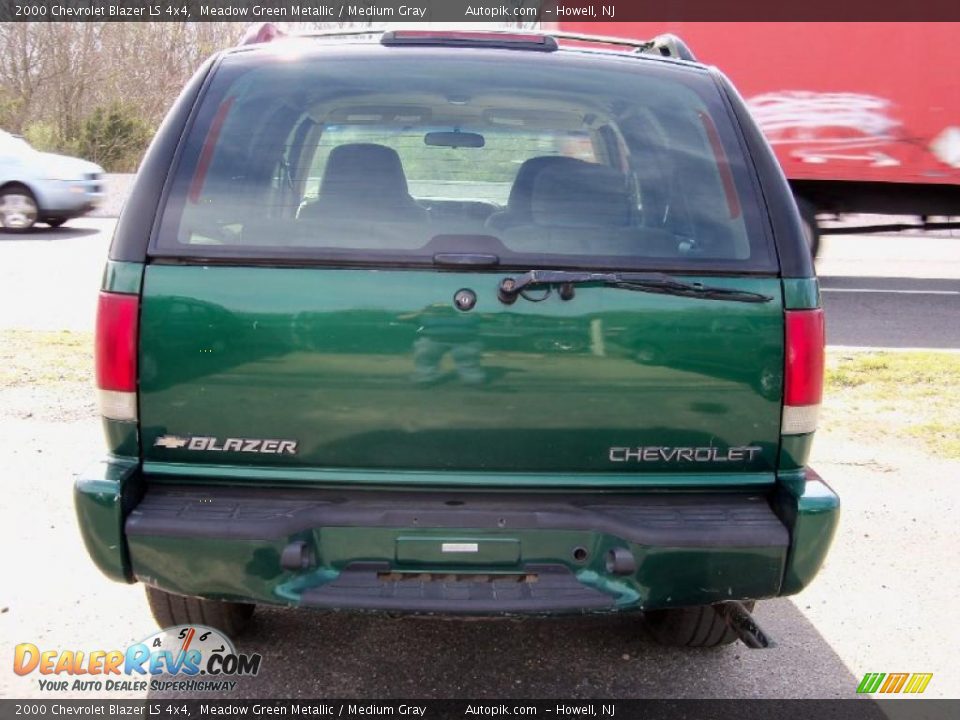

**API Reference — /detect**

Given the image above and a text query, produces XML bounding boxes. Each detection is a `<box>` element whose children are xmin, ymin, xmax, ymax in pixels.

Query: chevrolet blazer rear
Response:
<box><xmin>76</xmin><ymin>29</ymin><xmax>838</xmax><ymax>647</ymax></box>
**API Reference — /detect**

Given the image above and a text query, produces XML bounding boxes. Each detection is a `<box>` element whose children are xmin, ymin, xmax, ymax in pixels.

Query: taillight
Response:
<box><xmin>95</xmin><ymin>291</ymin><xmax>139</xmax><ymax>422</ymax></box>
<box><xmin>783</xmin><ymin>308</ymin><xmax>825</xmax><ymax>435</ymax></box>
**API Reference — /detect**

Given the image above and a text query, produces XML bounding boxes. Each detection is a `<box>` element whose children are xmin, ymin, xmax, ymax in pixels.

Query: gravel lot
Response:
<box><xmin>1</xmin><ymin>220</ymin><xmax>959</xmax><ymax>700</ymax></box>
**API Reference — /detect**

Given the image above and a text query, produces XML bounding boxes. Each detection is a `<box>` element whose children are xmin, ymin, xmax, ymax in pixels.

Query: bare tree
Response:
<box><xmin>0</xmin><ymin>23</ymin><xmax>46</xmax><ymax>130</ymax></box>
<box><xmin>0</xmin><ymin>19</ymin><xmax>543</xmax><ymax>167</ymax></box>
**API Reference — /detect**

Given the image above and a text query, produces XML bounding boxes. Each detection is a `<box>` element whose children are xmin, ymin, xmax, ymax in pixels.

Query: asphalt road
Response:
<box><xmin>821</xmin><ymin>276</ymin><xmax>960</xmax><ymax>349</ymax></box>
<box><xmin>0</xmin><ymin>218</ymin><xmax>957</xmax><ymax>348</ymax></box>
<box><xmin>2</xmin><ymin>219</ymin><xmax>960</xmax><ymax>700</ymax></box>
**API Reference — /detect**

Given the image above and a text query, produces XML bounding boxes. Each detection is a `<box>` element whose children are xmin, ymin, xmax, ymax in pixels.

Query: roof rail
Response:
<box><xmin>547</xmin><ymin>31</ymin><xmax>697</xmax><ymax>62</ymax></box>
<box><xmin>238</xmin><ymin>24</ymin><xmax>697</xmax><ymax>62</ymax></box>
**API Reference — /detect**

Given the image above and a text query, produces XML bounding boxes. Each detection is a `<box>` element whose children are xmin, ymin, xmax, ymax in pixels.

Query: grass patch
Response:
<box><xmin>0</xmin><ymin>329</ymin><xmax>95</xmax><ymax>421</ymax></box>
<box><xmin>824</xmin><ymin>350</ymin><xmax>960</xmax><ymax>459</ymax></box>
<box><xmin>0</xmin><ymin>329</ymin><xmax>93</xmax><ymax>388</ymax></box>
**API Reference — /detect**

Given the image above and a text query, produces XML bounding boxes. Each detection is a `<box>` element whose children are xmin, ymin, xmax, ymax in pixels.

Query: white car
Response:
<box><xmin>0</xmin><ymin>130</ymin><xmax>105</xmax><ymax>231</ymax></box>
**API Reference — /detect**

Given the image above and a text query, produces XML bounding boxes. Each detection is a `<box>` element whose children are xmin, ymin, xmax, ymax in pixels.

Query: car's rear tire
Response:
<box><xmin>0</xmin><ymin>185</ymin><xmax>39</xmax><ymax>232</ymax></box>
<box><xmin>644</xmin><ymin>601</ymin><xmax>755</xmax><ymax>648</ymax></box>
<box><xmin>45</xmin><ymin>218</ymin><xmax>67</xmax><ymax>228</ymax></box>
<box><xmin>145</xmin><ymin>586</ymin><xmax>255</xmax><ymax>637</ymax></box>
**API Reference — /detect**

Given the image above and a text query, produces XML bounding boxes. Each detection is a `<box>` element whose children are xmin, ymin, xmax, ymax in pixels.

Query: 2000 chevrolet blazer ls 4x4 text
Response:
<box><xmin>76</xmin><ymin>29</ymin><xmax>837</xmax><ymax>648</ymax></box>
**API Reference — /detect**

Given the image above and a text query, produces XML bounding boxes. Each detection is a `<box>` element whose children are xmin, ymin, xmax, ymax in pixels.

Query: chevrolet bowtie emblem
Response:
<box><xmin>154</xmin><ymin>435</ymin><xmax>189</xmax><ymax>449</ymax></box>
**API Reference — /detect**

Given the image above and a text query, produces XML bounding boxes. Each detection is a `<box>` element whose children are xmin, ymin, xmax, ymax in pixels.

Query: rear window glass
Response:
<box><xmin>155</xmin><ymin>49</ymin><xmax>773</xmax><ymax>271</ymax></box>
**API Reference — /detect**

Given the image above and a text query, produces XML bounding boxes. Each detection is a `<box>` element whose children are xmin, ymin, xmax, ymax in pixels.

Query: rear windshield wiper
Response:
<box><xmin>497</xmin><ymin>270</ymin><xmax>773</xmax><ymax>304</ymax></box>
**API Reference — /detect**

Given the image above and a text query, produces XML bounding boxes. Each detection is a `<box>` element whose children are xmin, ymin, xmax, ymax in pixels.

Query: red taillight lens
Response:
<box><xmin>95</xmin><ymin>292</ymin><xmax>139</xmax><ymax>393</ymax></box>
<box><xmin>783</xmin><ymin>308</ymin><xmax>825</xmax><ymax>435</ymax></box>
<box><xmin>785</xmin><ymin>309</ymin><xmax>825</xmax><ymax>406</ymax></box>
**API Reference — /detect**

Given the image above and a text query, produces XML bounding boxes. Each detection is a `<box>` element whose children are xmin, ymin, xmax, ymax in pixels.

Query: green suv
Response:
<box><xmin>77</xmin><ymin>29</ymin><xmax>837</xmax><ymax>648</ymax></box>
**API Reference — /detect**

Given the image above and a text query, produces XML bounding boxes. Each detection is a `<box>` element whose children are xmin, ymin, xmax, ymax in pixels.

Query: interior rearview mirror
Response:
<box><xmin>424</xmin><ymin>131</ymin><xmax>485</xmax><ymax>148</ymax></box>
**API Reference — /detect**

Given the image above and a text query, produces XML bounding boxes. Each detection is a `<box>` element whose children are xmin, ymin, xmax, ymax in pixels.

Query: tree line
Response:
<box><xmin>4</xmin><ymin>21</ymin><xmax>548</xmax><ymax>171</ymax></box>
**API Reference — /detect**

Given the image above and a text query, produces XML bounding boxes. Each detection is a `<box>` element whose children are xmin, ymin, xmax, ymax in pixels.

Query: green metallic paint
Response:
<box><xmin>781</xmin><ymin>278</ymin><xmax>820</xmax><ymax>310</ymax></box>
<box><xmin>80</xmin><ymin>264</ymin><xmax>838</xmax><ymax>607</ymax></box>
<box><xmin>101</xmin><ymin>261</ymin><xmax>144</xmax><ymax>294</ymax></box>
<box><xmin>139</xmin><ymin>266</ymin><xmax>785</xmax><ymax>480</ymax></box>
<box><xmin>126</xmin><ymin>524</ymin><xmax>788</xmax><ymax>612</ymax></box>
<box><xmin>102</xmin><ymin>418</ymin><xmax>139</xmax><ymax>457</ymax></box>
<box><xmin>779</xmin><ymin>433</ymin><xmax>815</xmax><ymax>470</ymax></box>
<box><xmin>634</xmin><ymin>545</ymin><xmax>785</xmax><ymax>607</ymax></box>
<box><xmin>142</xmin><ymin>463</ymin><xmax>776</xmax><ymax>489</ymax></box>
<box><xmin>774</xmin><ymin>470</ymin><xmax>840</xmax><ymax>595</ymax></box>
<box><xmin>73</xmin><ymin>457</ymin><xmax>140</xmax><ymax>583</ymax></box>
<box><xmin>79</xmin><ymin>461</ymin><xmax>835</xmax><ymax>608</ymax></box>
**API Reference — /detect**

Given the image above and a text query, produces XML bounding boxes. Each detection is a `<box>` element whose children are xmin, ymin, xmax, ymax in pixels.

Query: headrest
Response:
<box><xmin>507</xmin><ymin>156</ymin><xmax>591</xmax><ymax>212</ymax></box>
<box><xmin>319</xmin><ymin>143</ymin><xmax>410</xmax><ymax>199</ymax></box>
<box><xmin>531</xmin><ymin>163</ymin><xmax>631</xmax><ymax>227</ymax></box>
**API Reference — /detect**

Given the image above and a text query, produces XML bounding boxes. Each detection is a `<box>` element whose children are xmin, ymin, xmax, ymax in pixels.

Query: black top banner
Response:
<box><xmin>2</xmin><ymin>0</ymin><xmax>960</xmax><ymax>22</ymax></box>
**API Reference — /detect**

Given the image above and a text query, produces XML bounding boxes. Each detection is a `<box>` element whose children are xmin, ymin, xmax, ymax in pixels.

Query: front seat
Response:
<box><xmin>485</xmin><ymin>156</ymin><xmax>590</xmax><ymax>232</ymax></box>
<box><xmin>298</xmin><ymin>143</ymin><xmax>427</xmax><ymax>223</ymax></box>
<box><xmin>501</xmin><ymin>162</ymin><xmax>634</xmax><ymax>255</ymax></box>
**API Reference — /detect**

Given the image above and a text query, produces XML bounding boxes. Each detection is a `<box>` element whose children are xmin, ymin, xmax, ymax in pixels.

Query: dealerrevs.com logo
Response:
<box><xmin>14</xmin><ymin>625</ymin><xmax>262</xmax><ymax>693</ymax></box>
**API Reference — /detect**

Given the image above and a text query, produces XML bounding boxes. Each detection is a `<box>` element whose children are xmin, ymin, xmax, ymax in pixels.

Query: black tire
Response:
<box><xmin>0</xmin><ymin>184</ymin><xmax>39</xmax><ymax>232</ymax></box>
<box><xmin>46</xmin><ymin>218</ymin><xmax>67</xmax><ymax>228</ymax></box>
<box><xmin>795</xmin><ymin>196</ymin><xmax>821</xmax><ymax>259</ymax></box>
<box><xmin>644</xmin><ymin>601</ymin><xmax>755</xmax><ymax>648</ymax></box>
<box><xmin>145</xmin><ymin>586</ymin><xmax>255</xmax><ymax>637</ymax></box>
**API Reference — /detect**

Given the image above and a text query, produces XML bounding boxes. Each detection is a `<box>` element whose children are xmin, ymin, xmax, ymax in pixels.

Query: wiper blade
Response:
<box><xmin>497</xmin><ymin>270</ymin><xmax>773</xmax><ymax>304</ymax></box>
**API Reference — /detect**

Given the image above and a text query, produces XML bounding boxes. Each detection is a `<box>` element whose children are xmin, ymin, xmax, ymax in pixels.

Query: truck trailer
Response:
<box><xmin>548</xmin><ymin>21</ymin><xmax>960</xmax><ymax>253</ymax></box>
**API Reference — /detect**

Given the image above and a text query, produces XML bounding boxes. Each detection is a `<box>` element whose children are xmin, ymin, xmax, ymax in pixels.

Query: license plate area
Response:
<box><xmin>395</xmin><ymin>536</ymin><xmax>520</xmax><ymax>566</ymax></box>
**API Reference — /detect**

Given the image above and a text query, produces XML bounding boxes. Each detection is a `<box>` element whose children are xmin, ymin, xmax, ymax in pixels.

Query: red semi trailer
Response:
<box><xmin>547</xmin><ymin>21</ymin><xmax>960</xmax><ymax>253</ymax></box>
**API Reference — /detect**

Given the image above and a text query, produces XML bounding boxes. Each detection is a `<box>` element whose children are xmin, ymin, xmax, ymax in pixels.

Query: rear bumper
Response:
<box><xmin>74</xmin><ymin>463</ymin><xmax>839</xmax><ymax>614</ymax></box>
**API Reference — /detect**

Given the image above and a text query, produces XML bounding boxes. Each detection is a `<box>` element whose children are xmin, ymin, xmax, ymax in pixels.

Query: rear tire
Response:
<box><xmin>644</xmin><ymin>602</ymin><xmax>755</xmax><ymax>648</ymax></box>
<box><xmin>46</xmin><ymin>218</ymin><xmax>67</xmax><ymax>228</ymax></box>
<box><xmin>145</xmin><ymin>586</ymin><xmax>255</xmax><ymax>637</ymax></box>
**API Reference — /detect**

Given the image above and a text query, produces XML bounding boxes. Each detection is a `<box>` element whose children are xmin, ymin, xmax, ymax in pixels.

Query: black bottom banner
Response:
<box><xmin>1</xmin><ymin>700</ymin><xmax>956</xmax><ymax>720</ymax></box>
